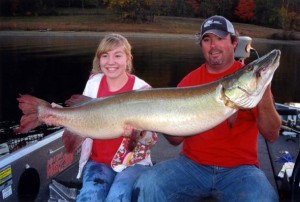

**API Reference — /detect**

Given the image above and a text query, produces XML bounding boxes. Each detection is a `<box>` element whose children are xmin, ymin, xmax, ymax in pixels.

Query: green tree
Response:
<box><xmin>219</xmin><ymin>0</ymin><xmax>234</xmax><ymax>18</ymax></box>
<box><xmin>198</xmin><ymin>0</ymin><xmax>233</xmax><ymax>19</ymax></box>
<box><xmin>185</xmin><ymin>0</ymin><xmax>201</xmax><ymax>15</ymax></box>
<box><xmin>254</xmin><ymin>0</ymin><xmax>276</xmax><ymax>26</ymax></box>
<box><xmin>198</xmin><ymin>0</ymin><xmax>217</xmax><ymax>18</ymax></box>
<box><xmin>168</xmin><ymin>0</ymin><xmax>194</xmax><ymax>17</ymax></box>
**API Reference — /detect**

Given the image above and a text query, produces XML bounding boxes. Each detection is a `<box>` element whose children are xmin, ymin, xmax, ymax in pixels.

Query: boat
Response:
<box><xmin>273</xmin><ymin>103</ymin><xmax>300</xmax><ymax>201</ymax></box>
<box><xmin>0</xmin><ymin>124</ymin><xmax>80</xmax><ymax>201</ymax></box>
<box><xmin>0</xmin><ymin>36</ymin><xmax>299</xmax><ymax>201</ymax></box>
<box><xmin>0</xmin><ymin>103</ymin><xmax>300</xmax><ymax>201</ymax></box>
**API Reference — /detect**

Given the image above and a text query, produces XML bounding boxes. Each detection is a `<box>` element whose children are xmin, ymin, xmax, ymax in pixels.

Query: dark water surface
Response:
<box><xmin>0</xmin><ymin>31</ymin><xmax>300</xmax><ymax>122</ymax></box>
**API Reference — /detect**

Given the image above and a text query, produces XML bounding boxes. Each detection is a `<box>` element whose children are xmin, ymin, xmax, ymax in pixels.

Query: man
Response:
<box><xmin>132</xmin><ymin>15</ymin><xmax>281</xmax><ymax>202</ymax></box>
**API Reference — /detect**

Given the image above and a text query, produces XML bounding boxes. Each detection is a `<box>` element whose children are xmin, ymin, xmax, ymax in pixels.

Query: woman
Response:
<box><xmin>72</xmin><ymin>33</ymin><xmax>157</xmax><ymax>202</ymax></box>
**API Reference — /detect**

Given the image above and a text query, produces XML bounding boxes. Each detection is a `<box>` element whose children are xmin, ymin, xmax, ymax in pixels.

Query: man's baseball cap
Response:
<box><xmin>199</xmin><ymin>15</ymin><xmax>235</xmax><ymax>40</ymax></box>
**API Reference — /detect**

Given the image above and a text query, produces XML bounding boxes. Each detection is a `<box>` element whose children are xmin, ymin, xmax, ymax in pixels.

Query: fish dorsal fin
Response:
<box><xmin>62</xmin><ymin>129</ymin><xmax>85</xmax><ymax>153</ymax></box>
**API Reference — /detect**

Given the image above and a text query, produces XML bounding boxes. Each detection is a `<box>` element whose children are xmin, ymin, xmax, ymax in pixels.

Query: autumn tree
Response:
<box><xmin>234</xmin><ymin>0</ymin><xmax>255</xmax><ymax>22</ymax></box>
<box><xmin>279</xmin><ymin>6</ymin><xmax>299</xmax><ymax>31</ymax></box>
<box><xmin>103</xmin><ymin>0</ymin><xmax>160</xmax><ymax>22</ymax></box>
<box><xmin>280</xmin><ymin>0</ymin><xmax>300</xmax><ymax>31</ymax></box>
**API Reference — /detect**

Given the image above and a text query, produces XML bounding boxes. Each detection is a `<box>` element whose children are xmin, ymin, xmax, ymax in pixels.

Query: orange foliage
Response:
<box><xmin>234</xmin><ymin>0</ymin><xmax>255</xmax><ymax>21</ymax></box>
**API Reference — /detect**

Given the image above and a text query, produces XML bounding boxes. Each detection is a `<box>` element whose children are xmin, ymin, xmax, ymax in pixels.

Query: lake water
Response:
<box><xmin>0</xmin><ymin>31</ymin><xmax>300</xmax><ymax>122</ymax></box>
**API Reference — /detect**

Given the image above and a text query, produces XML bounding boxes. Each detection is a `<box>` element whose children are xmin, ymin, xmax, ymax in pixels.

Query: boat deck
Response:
<box><xmin>49</xmin><ymin>132</ymin><xmax>300</xmax><ymax>202</ymax></box>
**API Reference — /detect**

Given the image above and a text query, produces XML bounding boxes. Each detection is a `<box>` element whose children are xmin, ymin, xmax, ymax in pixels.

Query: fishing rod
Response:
<box><xmin>277</xmin><ymin>108</ymin><xmax>300</xmax><ymax>116</ymax></box>
<box><xmin>281</xmin><ymin>120</ymin><xmax>300</xmax><ymax>135</ymax></box>
<box><xmin>276</xmin><ymin>107</ymin><xmax>300</xmax><ymax>134</ymax></box>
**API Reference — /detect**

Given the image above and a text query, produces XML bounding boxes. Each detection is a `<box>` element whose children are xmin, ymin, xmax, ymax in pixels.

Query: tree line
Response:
<box><xmin>0</xmin><ymin>0</ymin><xmax>299</xmax><ymax>31</ymax></box>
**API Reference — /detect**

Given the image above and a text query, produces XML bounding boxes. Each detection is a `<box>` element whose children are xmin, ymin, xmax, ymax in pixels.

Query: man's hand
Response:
<box><xmin>257</xmin><ymin>85</ymin><xmax>281</xmax><ymax>142</ymax></box>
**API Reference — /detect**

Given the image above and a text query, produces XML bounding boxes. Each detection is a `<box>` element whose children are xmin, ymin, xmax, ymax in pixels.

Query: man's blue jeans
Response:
<box><xmin>132</xmin><ymin>155</ymin><xmax>278</xmax><ymax>202</ymax></box>
<box><xmin>76</xmin><ymin>160</ymin><xmax>148</xmax><ymax>202</ymax></box>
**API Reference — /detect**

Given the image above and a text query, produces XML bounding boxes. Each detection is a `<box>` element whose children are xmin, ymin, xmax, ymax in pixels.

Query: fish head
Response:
<box><xmin>223</xmin><ymin>49</ymin><xmax>281</xmax><ymax>109</ymax></box>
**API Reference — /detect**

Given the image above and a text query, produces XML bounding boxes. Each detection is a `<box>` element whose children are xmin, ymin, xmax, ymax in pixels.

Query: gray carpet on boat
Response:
<box><xmin>51</xmin><ymin>133</ymin><xmax>299</xmax><ymax>201</ymax></box>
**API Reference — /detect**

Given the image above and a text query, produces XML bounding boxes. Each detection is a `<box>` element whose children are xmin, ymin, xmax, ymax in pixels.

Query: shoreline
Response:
<box><xmin>1</xmin><ymin>30</ymin><xmax>300</xmax><ymax>45</ymax></box>
<box><xmin>0</xmin><ymin>30</ymin><xmax>192</xmax><ymax>38</ymax></box>
<box><xmin>1</xmin><ymin>15</ymin><xmax>300</xmax><ymax>41</ymax></box>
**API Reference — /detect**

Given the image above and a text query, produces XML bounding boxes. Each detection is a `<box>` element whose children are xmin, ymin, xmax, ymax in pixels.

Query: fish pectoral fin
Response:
<box><xmin>122</xmin><ymin>124</ymin><xmax>140</xmax><ymax>137</ymax></box>
<box><xmin>62</xmin><ymin>129</ymin><xmax>85</xmax><ymax>153</ymax></box>
<box><xmin>123</xmin><ymin>127</ymin><xmax>147</xmax><ymax>151</ymax></box>
<box><xmin>123</xmin><ymin>125</ymin><xmax>145</xmax><ymax>141</ymax></box>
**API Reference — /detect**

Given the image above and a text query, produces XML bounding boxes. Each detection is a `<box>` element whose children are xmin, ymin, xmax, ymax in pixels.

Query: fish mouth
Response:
<box><xmin>256</xmin><ymin>49</ymin><xmax>281</xmax><ymax>73</ymax></box>
<box><xmin>223</xmin><ymin>49</ymin><xmax>281</xmax><ymax>109</ymax></box>
<box><xmin>242</xmin><ymin>49</ymin><xmax>281</xmax><ymax>96</ymax></box>
<box><xmin>237</xmin><ymin>86</ymin><xmax>252</xmax><ymax>95</ymax></box>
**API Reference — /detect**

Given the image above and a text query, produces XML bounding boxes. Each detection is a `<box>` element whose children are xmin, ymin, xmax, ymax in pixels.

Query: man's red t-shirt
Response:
<box><xmin>90</xmin><ymin>74</ymin><xmax>135</xmax><ymax>165</ymax></box>
<box><xmin>178</xmin><ymin>61</ymin><xmax>259</xmax><ymax>167</ymax></box>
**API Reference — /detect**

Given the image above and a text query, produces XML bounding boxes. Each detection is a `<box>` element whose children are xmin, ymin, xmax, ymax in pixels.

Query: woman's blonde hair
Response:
<box><xmin>91</xmin><ymin>33</ymin><xmax>133</xmax><ymax>74</ymax></box>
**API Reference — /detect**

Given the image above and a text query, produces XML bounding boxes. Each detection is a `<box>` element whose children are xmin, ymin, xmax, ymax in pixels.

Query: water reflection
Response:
<box><xmin>0</xmin><ymin>31</ymin><xmax>300</xmax><ymax>121</ymax></box>
<box><xmin>264</xmin><ymin>43</ymin><xmax>300</xmax><ymax>103</ymax></box>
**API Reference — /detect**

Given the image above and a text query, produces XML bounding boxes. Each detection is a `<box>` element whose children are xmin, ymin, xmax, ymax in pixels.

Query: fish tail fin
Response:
<box><xmin>62</xmin><ymin>130</ymin><xmax>85</xmax><ymax>153</ymax></box>
<box><xmin>15</xmin><ymin>94</ymin><xmax>51</xmax><ymax>133</ymax></box>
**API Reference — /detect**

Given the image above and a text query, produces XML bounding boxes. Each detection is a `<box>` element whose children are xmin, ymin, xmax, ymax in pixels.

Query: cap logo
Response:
<box><xmin>203</xmin><ymin>19</ymin><xmax>222</xmax><ymax>28</ymax></box>
<box><xmin>199</xmin><ymin>16</ymin><xmax>235</xmax><ymax>39</ymax></box>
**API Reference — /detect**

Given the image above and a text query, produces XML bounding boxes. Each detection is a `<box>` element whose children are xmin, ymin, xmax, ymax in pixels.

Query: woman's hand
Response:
<box><xmin>65</xmin><ymin>94</ymin><xmax>92</xmax><ymax>107</ymax></box>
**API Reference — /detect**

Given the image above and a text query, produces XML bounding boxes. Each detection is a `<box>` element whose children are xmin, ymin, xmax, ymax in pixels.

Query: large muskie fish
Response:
<box><xmin>17</xmin><ymin>49</ymin><xmax>281</xmax><ymax>151</ymax></box>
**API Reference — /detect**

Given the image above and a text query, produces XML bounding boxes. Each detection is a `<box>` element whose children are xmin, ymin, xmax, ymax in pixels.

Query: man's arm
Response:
<box><xmin>257</xmin><ymin>85</ymin><xmax>281</xmax><ymax>142</ymax></box>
